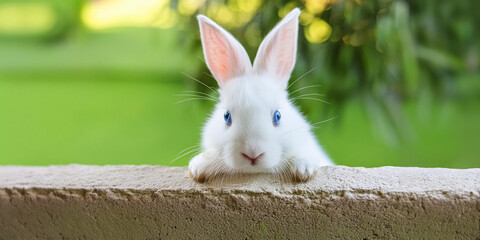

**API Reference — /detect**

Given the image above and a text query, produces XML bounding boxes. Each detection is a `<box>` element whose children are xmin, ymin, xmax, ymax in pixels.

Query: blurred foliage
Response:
<box><xmin>0</xmin><ymin>0</ymin><xmax>86</xmax><ymax>41</ymax></box>
<box><xmin>170</xmin><ymin>0</ymin><xmax>480</xmax><ymax>144</ymax></box>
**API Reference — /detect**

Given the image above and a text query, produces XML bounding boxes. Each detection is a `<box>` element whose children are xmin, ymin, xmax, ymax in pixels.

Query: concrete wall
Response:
<box><xmin>0</xmin><ymin>165</ymin><xmax>479</xmax><ymax>239</ymax></box>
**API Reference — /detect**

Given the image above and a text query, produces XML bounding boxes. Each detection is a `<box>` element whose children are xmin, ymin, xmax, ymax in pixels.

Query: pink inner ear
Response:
<box><xmin>202</xmin><ymin>23</ymin><xmax>237</xmax><ymax>85</ymax></box>
<box><xmin>254</xmin><ymin>17</ymin><xmax>297</xmax><ymax>80</ymax></box>
<box><xmin>276</xmin><ymin>20</ymin><xmax>297</xmax><ymax>77</ymax></box>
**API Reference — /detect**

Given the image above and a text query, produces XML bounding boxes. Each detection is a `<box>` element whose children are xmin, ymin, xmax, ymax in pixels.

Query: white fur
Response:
<box><xmin>189</xmin><ymin>8</ymin><xmax>334</xmax><ymax>181</ymax></box>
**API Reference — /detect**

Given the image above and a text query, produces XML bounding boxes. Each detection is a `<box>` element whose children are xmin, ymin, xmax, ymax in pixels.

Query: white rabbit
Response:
<box><xmin>188</xmin><ymin>8</ymin><xmax>334</xmax><ymax>183</ymax></box>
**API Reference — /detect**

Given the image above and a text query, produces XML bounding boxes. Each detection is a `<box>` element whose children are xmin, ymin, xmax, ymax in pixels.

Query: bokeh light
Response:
<box><xmin>304</xmin><ymin>0</ymin><xmax>334</xmax><ymax>14</ymax></box>
<box><xmin>81</xmin><ymin>0</ymin><xmax>175</xmax><ymax>29</ymax></box>
<box><xmin>0</xmin><ymin>2</ymin><xmax>56</xmax><ymax>34</ymax></box>
<box><xmin>178</xmin><ymin>0</ymin><xmax>205</xmax><ymax>16</ymax></box>
<box><xmin>305</xmin><ymin>19</ymin><xmax>332</xmax><ymax>43</ymax></box>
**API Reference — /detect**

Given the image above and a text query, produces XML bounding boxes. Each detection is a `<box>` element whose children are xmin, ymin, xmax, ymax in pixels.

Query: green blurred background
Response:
<box><xmin>0</xmin><ymin>0</ymin><xmax>478</xmax><ymax>168</ymax></box>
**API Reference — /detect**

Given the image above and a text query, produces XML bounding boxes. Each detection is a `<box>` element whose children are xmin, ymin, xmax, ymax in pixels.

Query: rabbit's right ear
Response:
<box><xmin>198</xmin><ymin>15</ymin><xmax>252</xmax><ymax>87</ymax></box>
<box><xmin>253</xmin><ymin>8</ymin><xmax>300</xmax><ymax>88</ymax></box>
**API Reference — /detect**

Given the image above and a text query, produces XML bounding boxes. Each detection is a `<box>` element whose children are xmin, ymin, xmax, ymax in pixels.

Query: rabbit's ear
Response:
<box><xmin>253</xmin><ymin>8</ymin><xmax>300</xmax><ymax>88</ymax></box>
<box><xmin>198</xmin><ymin>15</ymin><xmax>252</xmax><ymax>87</ymax></box>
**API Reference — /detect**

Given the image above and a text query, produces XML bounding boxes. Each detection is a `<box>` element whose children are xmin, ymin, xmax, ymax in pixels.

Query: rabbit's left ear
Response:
<box><xmin>253</xmin><ymin>8</ymin><xmax>300</xmax><ymax>88</ymax></box>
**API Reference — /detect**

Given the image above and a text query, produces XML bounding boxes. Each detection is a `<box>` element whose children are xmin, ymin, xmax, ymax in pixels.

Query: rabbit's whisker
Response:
<box><xmin>176</xmin><ymin>144</ymin><xmax>202</xmax><ymax>157</ymax></box>
<box><xmin>197</xmin><ymin>55</ymin><xmax>207</xmax><ymax>65</ymax></box>
<box><xmin>311</xmin><ymin>116</ymin><xmax>337</xmax><ymax>126</ymax></box>
<box><xmin>279</xmin><ymin>117</ymin><xmax>337</xmax><ymax>137</ymax></box>
<box><xmin>288</xmin><ymin>67</ymin><xmax>317</xmax><ymax>89</ymax></box>
<box><xmin>287</xmin><ymin>67</ymin><xmax>317</xmax><ymax>89</ymax></box>
<box><xmin>175</xmin><ymin>97</ymin><xmax>216</xmax><ymax>104</ymax></box>
<box><xmin>182</xmin><ymin>72</ymin><xmax>219</xmax><ymax>95</ymax></box>
<box><xmin>169</xmin><ymin>147</ymin><xmax>201</xmax><ymax>164</ymax></box>
<box><xmin>290</xmin><ymin>97</ymin><xmax>330</xmax><ymax>104</ymax></box>
<box><xmin>182</xmin><ymin>90</ymin><xmax>219</xmax><ymax>99</ymax></box>
<box><xmin>289</xmin><ymin>84</ymin><xmax>322</xmax><ymax>95</ymax></box>
<box><xmin>293</xmin><ymin>93</ymin><xmax>325</xmax><ymax>97</ymax></box>
<box><xmin>176</xmin><ymin>94</ymin><xmax>217</xmax><ymax>102</ymax></box>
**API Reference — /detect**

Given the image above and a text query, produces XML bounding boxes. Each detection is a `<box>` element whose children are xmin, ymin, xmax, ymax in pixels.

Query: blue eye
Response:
<box><xmin>273</xmin><ymin>110</ymin><xmax>281</xmax><ymax>126</ymax></box>
<box><xmin>224</xmin><ymin>110</ymin><xmax>232</xmax><ymax>126</ymax></box>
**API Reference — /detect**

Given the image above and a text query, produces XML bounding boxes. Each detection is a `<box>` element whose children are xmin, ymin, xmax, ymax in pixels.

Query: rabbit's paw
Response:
<box><xmin>290</xmin><ymin>160</ymin><xmax>319</xmax><ymax>182</ymax></box>
<box><xmin>188</xmin><ymin>154</ymin><xmax>214</xmax><ymax>183</ymax></box>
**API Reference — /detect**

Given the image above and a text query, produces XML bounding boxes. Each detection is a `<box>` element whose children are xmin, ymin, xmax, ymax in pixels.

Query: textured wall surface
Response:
<box><xmin>0</xmin><ymin>165</ymin><xmax>479</xmax><ymax>239</ymax></box>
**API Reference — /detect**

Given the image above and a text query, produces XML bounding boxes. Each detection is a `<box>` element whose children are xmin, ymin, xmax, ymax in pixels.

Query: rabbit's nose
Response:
<box><xmin>241</xmin><ymin>152</ymin><xmax>264</xmax><ymax>165</ymax></box>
